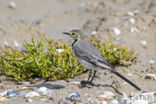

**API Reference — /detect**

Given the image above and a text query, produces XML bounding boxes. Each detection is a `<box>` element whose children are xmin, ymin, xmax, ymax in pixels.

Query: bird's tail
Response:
<box><xmin>94</xmin><ymin>59</ymin><xmax>141</xmax><ymax>91</ymax></box>
<box><xmin>112</xmin><ymin>71</ymin><xmax>141</xmax><ymax>91</ymax></box>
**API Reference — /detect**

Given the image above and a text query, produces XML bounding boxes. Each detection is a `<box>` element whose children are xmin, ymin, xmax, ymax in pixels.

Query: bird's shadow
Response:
<box><xmin>79</xmin><ymin>82</ymin><xmax>123</xmax><ymax>95</ymax></box>
<box><xmin>32</xmin><ymin>82</ymin><xmax>65</xmax><ymax>89</ymax></box>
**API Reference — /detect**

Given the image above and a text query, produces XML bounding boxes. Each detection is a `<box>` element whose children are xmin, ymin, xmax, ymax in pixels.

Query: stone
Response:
<box><xmin>13</xmin><ymin>40</ymin><xmax>19</xmax><ymax>48</ymax></box>
<box><xmin>24</xmin><ymin>91</ymin><xmax>40</xmax><ymax>98</ymax></box>
<box><xmin>0</xmin><ymin>90</ymin><xmax>8</xmax><ymax>97</ymax></box>
<box><xmin>129</xmin><ymin>18</ymin><xmax>135</xmax><ymax>24</ymax></box>
<box><xmin>112</xmin><ymin>28</ymin><xmax>121</xmax><ymax>36</ymax></box>
<box><xmin>108</xmin><ymin>100</ymin><xmax>119</xmax><ymax>104</ymax></box>
<box><xmin>145</xmin><ymin>74</ymin><xmax>156</xmax><ymax>80</ymax></box>
<box><xmin>8</xmin><ymin>1</ymin><xmax>16</xmax><ymax>9</ymax></box>
<box><xmin>17</xmin><ymin>81</ymin><xmax>31</xmax><ymax>85</ymax></box>
<box><xmin>37</xmin><ymin>87</ymin><xmax>47</xmax><ymax>93</ymax></box>
<box><xmin>67</xmin><ymin>92</ymin><xmax>80</xmax><ymax>101</ymax></box>
<box><xmin>133</xmin><ymin>99</ymin><xmax>148</xmax><ymax>104</ymax></box>
<box><xmin>7</xmin><ymin>90</ymin><xmax>16</xmax><ymax>98</ymax></box>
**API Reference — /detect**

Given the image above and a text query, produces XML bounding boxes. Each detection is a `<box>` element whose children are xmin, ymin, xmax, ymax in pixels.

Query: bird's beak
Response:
<box><xmin>62</xmin><ymin>32</ymin><xmax>70</xmax><ymax>35</ymax></box>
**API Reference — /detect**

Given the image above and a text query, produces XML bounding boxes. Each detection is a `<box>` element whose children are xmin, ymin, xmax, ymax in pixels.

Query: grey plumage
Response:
<box><xmin>72</xmin><ymin>40</ymin><xmax>112</xmax><ymax>71</ymax></box>
<box><xmin>63</xmin><ymin>29</ymin><xmax>141</xmax><ymax>91</ymax></box>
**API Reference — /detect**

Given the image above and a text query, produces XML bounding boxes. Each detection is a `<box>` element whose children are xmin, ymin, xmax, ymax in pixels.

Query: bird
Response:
<box><xmin>63</xmin><ymin>29</ymin><xmax>141</xmax><ymax>91</ymax></box>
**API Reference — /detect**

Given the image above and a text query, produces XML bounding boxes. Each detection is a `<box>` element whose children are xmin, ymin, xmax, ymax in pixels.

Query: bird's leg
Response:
<box><xmin>87</xmin><ymin>70</ymin><xmax>92</xmax><ymax>82</ymax></box>
<box><xmin>89</xmin><ymin>70</ymin><xmax>97</xmax><ymax>83</ymax></box>
<box><xmin>81</xmin><ymin>70</ymin><xmax>92</xmax><ymax>84</ymax></box>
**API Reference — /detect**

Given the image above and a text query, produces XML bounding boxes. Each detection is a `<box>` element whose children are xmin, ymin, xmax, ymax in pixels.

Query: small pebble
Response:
<box><xmin>130</xmin><ymin>28</ymin><xmax>135</xmax><ymax>33</ymax></box>
<box><xmin>34</xmin><ymin>78</ymin><xmax>40</xmax><ymax>82</ymax></box>
<box><xmin>24</xmin><ymin>92</ymin><xmax>40</xmax><ymax>98</ymax></box>
<box><xmin>141</xmin><ymin>40</ymin><xmax>147</xmax><ymax>47</ymax></box>
<box><xmin>69</xmin><ymin>81</ymin><xmax>80</xmax><ymax>85</ymax></box>
<box><xmin>145</xmin><ymin>74</ymin><xmax>156</xmax><ymax>80</ymax></box>
<box><xmin>94</xmin><ymin>73</ymin><xmax>99</xmax><ymax>78</ymax></box>
<box><xmin>91</xmin><ymin>31</ymin><xmax>97</xmax><ymax>35</ymax></box>
<box><xmin>7</xmin><ymin>90</ymin><xmax>16</xmax><ymax>96</ymax></box>
<box><xmin>118</xmin><ymin>97</ymin><xmax>129</xmax><ymax>104</ymax></box>
<box><xmin>127</xmin><ymin>73</ymin><xmax>132</xmax><ymax>76</ymax></box>
<box><xmin>13</xmin><ymin>40</ymin><xmax>19</xmax><ymax>48</ymax></box>
<box><xmin>4</xmin><ymin>41</ymin><xmax>9</xmax><ymax>47</ymax></box>
<box><xmin>149</xmin><ymin>60</ymin><xmax>155</xmax><ymax>64</ymax></box>
<box><xmin>141</xmin><ymin>40</ymin><xmax>147</xmax><ymax>45</ymax></box>
<box><xmin>127</xmin><ymin>11</ymin><xmax>134</xmax><ymax>16</ymax></box>
<box><xmin>37</xmin><ymin>87</ymin><xmax>47</xmax><ymax>93</ymax></box>
<box><xmin>49</xmin><ymin>97</ymin><xmax>54</xmax><ymax>101</ymax></box>
<box><xmin>99</xmin><ymin>97</ymin><xmax>109</xmax><ymax>102</ymax></box>
<box><xmin>30</xmin><ymin>19</ymin><xmax>41</xmax><ymax>27</ymax></box>
<box><xmin>140</xmin><ymin>92</ymin><xmax>155</xmax><ymax>96</ymax></box>
<box><xmin>102</xmin><ymin>91</ymin><xmax>115</xmax><ymax>98</ymax></box>
<box><xmin>6</xmin><ymin>90</ymin><xmax>16</xmax><ymax>98</ymax></box>
<box><xmin>134</xmin><ymin>10</ymin><xmax>140</xmax><ymax>14</ymax></box>
<box><xmin>112</xmin><ymin>28</ymin><xmax>121</xmax><ymax>36</ymax></box>
<box><xmin>56</xmin><ymin>49</ymin><xmax>64</xmax><ymax>53</ymax></box>
<box><xmin>108</xmin><ymin>100</ymin><xmax>119</xmax><ymax>104</ymax></box>
<box><xmin>129</xmin><ymin>18</ymin><xmax>135</xmax><ymax>24</ymax></box>
<box><xmin>115</xmin><ymin>37</ymin><xmax>122</xmax><ymax>41</ymax></box>
<box><xmin>21</xmin><ymin>87</ymin><xmax>33</xmax><ymax>90</ymax></box>
<box><xmin>0</xmin><ymin>90</ymin><xmax>8</xmax><ymax>97</ymax></box>
<box><xmin>133</xmin><ymin>99</ymin><xmax>148</xmax><ymax>104</ymax></box>
<box><xmin>98</xmin><ymin>94</ymin><xmax>107</xmax><ymax>99</ymax></box>
<box><xmin>131</xmin><ymin>27</ymin><xmax>140</xmax><ymax>33</ymax></box>
<box><xmin>7</xmin><ymin>93</ymin><xmax>16</xmax><ymax>98</ymax></box>
<box><xmin>44</xmin><ymin>90</ymin><xmax>52</xmax><ymax>97</ymax></box>
<box><xmin>42</xmin><ymin>96</ymin><xmax>47</xmax><ymax>99</ymax></box>
<box><xmin>17</xmin><ymin>81</ymin><xmax>31</xmax><ymax>85</ymax></box>
<box><xmin>8</xmin><ymin>1</ymin><xmax>16</xmax><ymax>9</ymax></box>
<box><xmin>123</xmin><ymin>82</ymin><xmax>128</xmax><ymax>85</ymax></box>
<box><xmin>26</xmin><ymin>99</ymin><xmax>33</xmax><ymax>102</ymax></box>
<box><xmin>67</xmin><ymin>92</ymin><xmax>80</xmax><ymax>101</ymax></box>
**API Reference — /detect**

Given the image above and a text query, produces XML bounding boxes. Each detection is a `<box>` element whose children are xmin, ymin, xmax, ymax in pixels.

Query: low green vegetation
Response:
<box><xmin>0</xmin><ymin>37</ymin><xmax>136</xmax><ymax>81</ymax></box>
<box><xmin>91</xmin><ymin>38</ymin><xmax>136</xmax><ymax>65</ymax></box>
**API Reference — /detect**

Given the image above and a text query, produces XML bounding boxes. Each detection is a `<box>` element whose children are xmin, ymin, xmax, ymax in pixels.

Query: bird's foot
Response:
<box><xmin>81</xmin><ymin>80</ymin><xmax>94</xmax><ymax>85</ymax></box>
<box><xmin>80</xmin><ymin>80</ymin><xmax>88</xmax><ymax>84</ymax></box>
<box><xmin>79</xmin><ymin>80</ymin><xmax>94</xmax><ymax>88</ymax></box>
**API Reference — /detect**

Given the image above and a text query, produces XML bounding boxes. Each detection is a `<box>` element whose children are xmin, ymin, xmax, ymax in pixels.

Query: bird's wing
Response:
<box><xmin>73</xmin><ymin>40</ymin><xmax>113</xmax><ymax>70</ymax></box>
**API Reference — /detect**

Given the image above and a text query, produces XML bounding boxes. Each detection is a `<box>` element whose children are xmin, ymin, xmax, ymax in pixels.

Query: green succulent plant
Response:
<box><xmin>0</xmin><ymin>37</ymin><xmax>136</xmax><ymax>81</ymax></box>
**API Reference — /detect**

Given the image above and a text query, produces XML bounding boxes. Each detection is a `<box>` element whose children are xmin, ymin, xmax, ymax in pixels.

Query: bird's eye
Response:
<box><xmin>72</xmin><ymin>33</ymin><xmax>75</xmax><ymax>35</ymax></box>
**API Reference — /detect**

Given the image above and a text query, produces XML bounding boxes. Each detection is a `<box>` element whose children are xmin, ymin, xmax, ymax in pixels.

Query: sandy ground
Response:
<box><xmin>0</xmin><ymin>0</ymin><xmax>156</xmax><ymax>104</ymax></box>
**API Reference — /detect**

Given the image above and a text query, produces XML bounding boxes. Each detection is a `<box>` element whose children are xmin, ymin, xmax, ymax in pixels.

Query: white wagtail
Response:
<box><xmin>63</xmin><ymin>29</ymin><xmax>141</xmax><ymax>91</ymax></box>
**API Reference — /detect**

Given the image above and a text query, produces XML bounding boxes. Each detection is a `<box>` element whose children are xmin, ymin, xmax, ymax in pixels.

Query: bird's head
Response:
<box><xmin>63</xmin><ymin>29</ymin><xmax>84</xmax><ymax>40</ymax></box>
